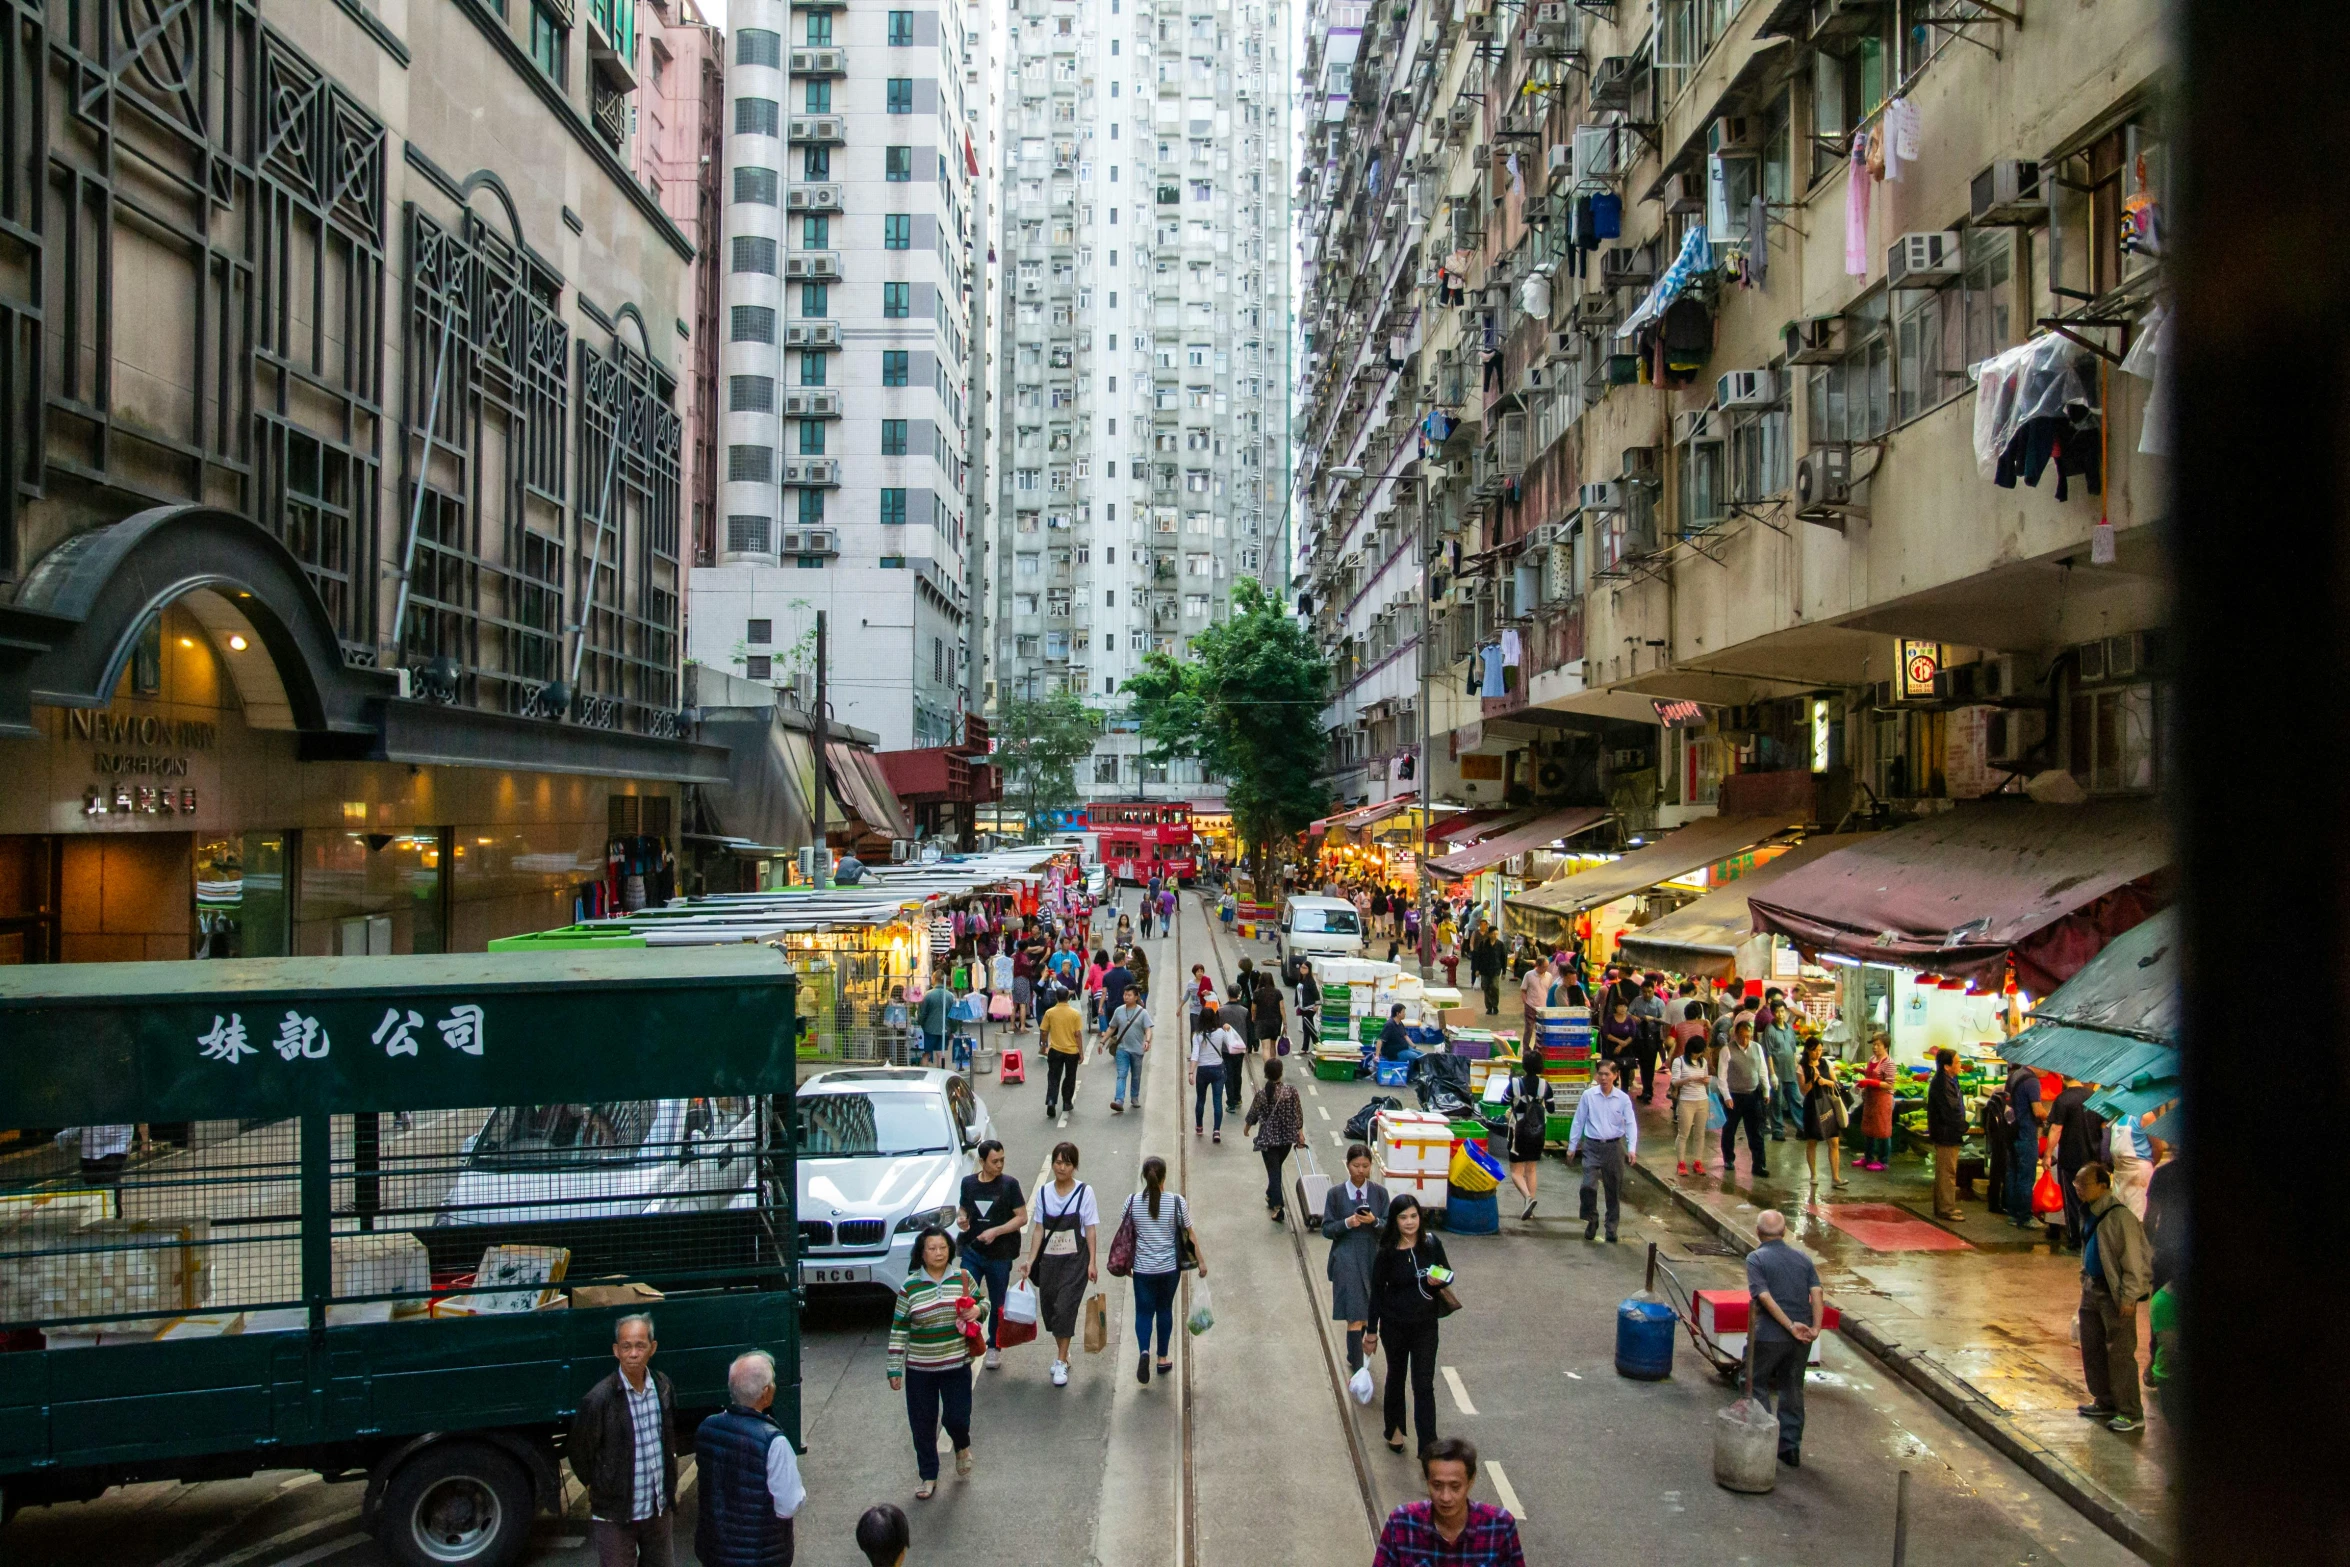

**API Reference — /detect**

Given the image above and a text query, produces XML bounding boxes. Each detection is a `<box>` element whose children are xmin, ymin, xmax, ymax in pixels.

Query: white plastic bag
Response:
<box><xmin>1348</xmin><ymin>1363</ymin><xmax>1375</xmax><ymax>1405</ymax></box>
<box><xmin>1003</xmin><ymin>1279</ymin><xmax>1040</xmax><ymax>1326</ymax></box>
<box><xmin>1186</xmin><ymin>1280</ymin><xmax>1216</xmax><ymax>1336</ymax></box>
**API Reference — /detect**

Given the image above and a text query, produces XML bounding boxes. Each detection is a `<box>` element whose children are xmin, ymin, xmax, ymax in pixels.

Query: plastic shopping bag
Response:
<box><xmin>1707</xmin><ymin>1089</ymin><xmax>1728</xmax><ymax>1132</ymax></box>
<box><xmin>1348</xmin><ymin>1363</ymin><xmax>1376</xmax><ymax>1405</ymax></box>
<box><xmin>1002</xmin><ymin>1279</ymin><xmax>1040</xmax><ymax>1325</ymax></box>
<box><xmin>2032</xmin><ymin>1166</ymin><xmax>2065</xmax><ymax>1217</ymax></box>
<box><xmin>1186</xmin><ymin>1280</ymin><xmax>1216</xmax><ymax>1336</ymax></box>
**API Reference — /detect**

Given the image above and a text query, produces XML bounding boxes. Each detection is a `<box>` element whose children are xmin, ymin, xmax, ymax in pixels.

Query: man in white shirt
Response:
<box><xmin>1518</xmin><ymin>958</ymin><xmax>1555</xmax><ymax>1057</ymax></box>
<box><xmin>1567</xmin><ymin>1061</ymin><xmax>1640</xmax><ymax>1243</ymax></box>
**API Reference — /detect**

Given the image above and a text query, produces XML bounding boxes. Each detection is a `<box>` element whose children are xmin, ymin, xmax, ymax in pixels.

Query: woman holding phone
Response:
<box><xmin>1321</xmin><ymin>1143</ymin><xmax>1390</xmax><ymax>1380</ymax></box>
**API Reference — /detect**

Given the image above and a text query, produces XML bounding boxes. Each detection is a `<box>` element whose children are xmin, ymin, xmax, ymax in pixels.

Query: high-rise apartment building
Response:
<box><xmin>1293</xmin><ymin>0</ymin><xmax>2169</xmax><ymax>844</ymax></box>
<box><xmin>984</xmin><ymin>0</ymin><xmax>1293</xmax><ymax>804</ymax></box>
<box><xmin>693</xmin><ymin>0</ymin><xmax>984</xmax><ymax>750</ymax></box>
<box><xmin>635</xmin><ymin>0</ymin><xmax>727</xmax><ymax>574</ymax></box>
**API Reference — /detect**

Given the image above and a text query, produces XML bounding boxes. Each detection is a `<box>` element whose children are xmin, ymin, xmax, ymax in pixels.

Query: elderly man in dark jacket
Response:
<box><xmin>567</xmin><ymin>1313</ymin><xmax>679</xmax><ymax>1565</ymax></box>
<box><xmin>1927</xmin><ymin>1048</ymin><xmax>1969</xmax><ymax>1222</ymax></box>
<box><xmin>695</xmin><ymin>1349</ymin><xmax>806</xmax><ymax>1567</ymax></box>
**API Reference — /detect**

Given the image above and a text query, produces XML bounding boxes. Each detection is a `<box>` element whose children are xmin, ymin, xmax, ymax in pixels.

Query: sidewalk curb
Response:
<box><xmin>1627</xmin><ymin>1160</ymin><xmax>2172</xmax><ymax>1567</ymax></box>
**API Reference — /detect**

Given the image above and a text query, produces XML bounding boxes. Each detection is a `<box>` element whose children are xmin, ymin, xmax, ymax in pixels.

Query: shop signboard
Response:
<box><xmin>1898</xmin><ymin>639</ymin><xmax>1942</xmax><ymax>701</ymax></box>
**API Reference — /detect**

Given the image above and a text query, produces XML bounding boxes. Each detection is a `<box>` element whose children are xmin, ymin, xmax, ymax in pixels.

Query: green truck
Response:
<box><xmin>0</xmin><ymin>947</ymin><xmax>800</xmax><ymax>1566</ymax></box>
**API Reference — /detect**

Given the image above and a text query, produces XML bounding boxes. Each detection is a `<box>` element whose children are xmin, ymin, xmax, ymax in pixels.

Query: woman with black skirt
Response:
<box><xmin>1362</xmin><ymin>1194</ymin><xmax>1452</xmax><ymax>1459</ymax></box>
<box><xmin>1016</xmin><ymin>1141</ymin><xmax>1098</xmax><ymax>1388</ymax></box>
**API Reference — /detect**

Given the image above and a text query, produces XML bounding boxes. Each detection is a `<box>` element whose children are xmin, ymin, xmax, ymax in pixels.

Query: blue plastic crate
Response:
<box><xmin>1373</xmin><ymin>1058</ymin><xmax>1415</xmax><ymax>1087</ymax></box>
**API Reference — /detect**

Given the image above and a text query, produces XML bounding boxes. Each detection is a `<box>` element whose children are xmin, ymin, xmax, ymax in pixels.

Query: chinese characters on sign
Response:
<box><xmin>84</xmin><ymin>784</ymin><xmax>199</xmax><ymax>817</ymax></box>
<box><xmin>198</xmin><ymin>1006</ymin><xmax>488</xmax><ymax>1064</ymax></box>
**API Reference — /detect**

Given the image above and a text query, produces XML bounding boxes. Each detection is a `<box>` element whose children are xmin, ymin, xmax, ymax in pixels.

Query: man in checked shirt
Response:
<box><xmin>568</xmin><ymin>1314</ymin><xmax>682</xmax><ymax>1565</ymax></box>
<box><xmin>1371</xmin><ymin>1437</ymin><xmax>1526</xmax><ymax>1567</ymax></box>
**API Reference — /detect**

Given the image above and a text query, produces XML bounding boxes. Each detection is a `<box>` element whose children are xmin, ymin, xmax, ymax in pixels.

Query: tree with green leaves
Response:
<box><xmin>994</xmin><ymin>688</ymin><xmax>1102</xmax><ymax>840</ymax></box>
<box><xmin>1125</xmin><ymin>577</ymin><xmax>1331</xmax><ymax>883</ymax></box>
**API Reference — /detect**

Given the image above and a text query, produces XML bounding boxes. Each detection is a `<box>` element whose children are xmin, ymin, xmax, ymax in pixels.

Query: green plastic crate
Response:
<box><xmin>1313</xmin><ymin>1054</ymin><xmax>1362</xmax><ymax>1082</ymax></box>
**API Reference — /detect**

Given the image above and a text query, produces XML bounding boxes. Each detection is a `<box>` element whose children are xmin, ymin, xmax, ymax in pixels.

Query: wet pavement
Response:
<box><xmin>1310</xmin><ymin>934</ymin><xmax>2176</xmax><ymax>1562</ymax></box>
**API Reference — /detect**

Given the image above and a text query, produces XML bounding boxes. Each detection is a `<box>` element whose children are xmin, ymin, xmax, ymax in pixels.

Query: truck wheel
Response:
<box><xmin>376</xmin><ymin>1442</ymin><xmax>533</xmax><ymax>1567</ymax></box>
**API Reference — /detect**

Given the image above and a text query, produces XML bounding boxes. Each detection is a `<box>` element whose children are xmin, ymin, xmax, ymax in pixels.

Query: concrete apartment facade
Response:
<box><xmin>982</xmin><ymin>0</ymin><xmax>1294</xmax><ymax>805</ymax></box>
<box><xmin>693</xmin><ymin>0</ymin><xmax>983</xmax><ymax>751</ymax></box>
<box><xmin>0</xmin><ymin>0</ymin><xmax>718</xmax><ymax>963</ymax></box>
<box><xmin>1295</xmin><ymin>0</ymin><xmax>2170</xmax><ymax>827</ymax></box>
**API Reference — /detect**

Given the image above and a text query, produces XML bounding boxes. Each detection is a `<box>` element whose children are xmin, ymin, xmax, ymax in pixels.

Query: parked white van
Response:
<box><xmin>1278</xmin><ymin>896</ymin><xmax>1366</xmax><ymax>960</ymax></box>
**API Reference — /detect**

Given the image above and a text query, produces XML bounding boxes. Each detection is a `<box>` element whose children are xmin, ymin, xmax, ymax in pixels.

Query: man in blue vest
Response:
<box><xmin>694</xmin><ymin>1351</ymin><xmax>806</xmax><ymax>1566</ymax></box>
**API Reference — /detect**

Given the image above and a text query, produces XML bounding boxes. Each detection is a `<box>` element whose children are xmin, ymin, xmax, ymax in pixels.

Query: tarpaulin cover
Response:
<box><xmin>700</xmin><ymin>713</ymin><xmax>817</xmax><ymax>850</ymax></box>
<box><xmin>2025</xmin><ymin>908</ymin><xmax>2177</xmax><ymax>1042</ymax></box>
<box><xmin>828</xmin><ymin>741</ymin><xmax>916</xmax><ymax>841</ymax></box>
<box><xmin>1614</xmin><ymin>834</ymin><xmax>1866</xmax><ymax>978</ymax></box>
<box><xmin>1506</xmin><ymin>814</ymin><xmax>1799</xmax><ymax>930</ymax></box>
<box><xmin>1745</xmin><ymin>799</ymin><xmax>2169</xmax><ymax>995</ymax></box>
<box><xmin>1425</xmin><ymin>806</ymin><xmax>1609</xmax><ymax>879</ymax></box>
<box><xmin>1424</xmin><ymin>807</ymin><xmax>1523</xmax><ymax>846</ymax></box>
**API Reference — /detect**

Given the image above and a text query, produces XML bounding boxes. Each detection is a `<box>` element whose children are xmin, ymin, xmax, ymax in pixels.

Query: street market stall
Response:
<box><xmin>1505</xmin><ymin>813</ymin><xmax>1802</xmax><ymax>964</ymax></box>
<box><xmin>2000</xmin><ymin>908</ymin><xmax>2179</xmax><ymax>1147</ymax></box>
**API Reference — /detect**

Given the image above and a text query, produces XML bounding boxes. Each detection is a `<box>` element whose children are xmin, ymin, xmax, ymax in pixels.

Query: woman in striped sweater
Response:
<box><xmin>887</xmin><ymin>1227</ymin><xmax>984</xmax><ymax>1500</ymax></box>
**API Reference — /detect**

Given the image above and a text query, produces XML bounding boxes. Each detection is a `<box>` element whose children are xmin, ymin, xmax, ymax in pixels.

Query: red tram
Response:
<box><xmin>1091</xmin><ymin>800</ymin><xmax>1198</xmax><ymax>884</ymax></box>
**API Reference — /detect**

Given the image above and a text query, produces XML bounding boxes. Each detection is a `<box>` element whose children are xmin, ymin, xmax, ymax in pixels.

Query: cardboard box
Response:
<box><xmin>1438</xmin><ymin>1007</ymin><xmax>1478</xmax><ymax>1029</ymax></box>
<box><xmin>570</xmin><ymin>1281</ymin><xmax>668</xmax><ymax>1310</ymax></box>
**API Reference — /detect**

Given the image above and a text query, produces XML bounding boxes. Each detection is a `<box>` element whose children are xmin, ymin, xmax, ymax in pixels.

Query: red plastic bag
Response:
<box><xmin>2032</xmin><ymin>1167</ymin><xmax>2064</xmax><ymax>1217</ymax></box>
<box><xmin>995</xmin><ymin>1315</ymin><xmax>1038</xmax><ymax>1348</ymax></box>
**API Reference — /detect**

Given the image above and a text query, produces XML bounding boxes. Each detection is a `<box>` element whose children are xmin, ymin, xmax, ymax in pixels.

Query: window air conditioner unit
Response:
<box><xmin>1674</xmin><ymin>408</ymin><xmax>1722</xmax><ymax>445</ymax></box>
<box><xmin>1794</xmin><ymin>446</ymin><xmax>1855</xmax><ymax>518</ymax></box>
<box><xmin>1985</xmin><ymin>707</ymin><xmax>2047</xmax><ymax>767</ymax></box>
<box><xmin>804</xmin><ymin>529</ymin><xmax>838</xmax><ymax>553</ymax></box>
<box><xmin>1970</xmin><ymin>159</ymin><xmax>2047</xmax><ymax>225</ymax></box>
<box><xmin>1619</xmin><ymin>445</ymin><xmax>1659</xmax><ymax>482</ymax></box>
<box><xmin>1599</xmin><ymin>246</ymin><xmax>1652</xmax><ymax>287</ymax></box>
<box><xmin>1465</xmin><ymin>9</ymin><xmax>1496</xmax><ymax>39</ymax></box>
<box><xmin>1708</xmin><ymin>115</ymin><xmax>1759</xmax><ymax>155</ymax></box>
<box><xmin>1546</xmin><ymin>141</ymin><xmax>1570</xmax><ymax>177</ymax></box>
<box><xmin>1663</xmin><ymin>172</ymin><xmax>1702</xmax><ymax>216</ymax></box>
<box><xmin>1716</xmin><ymin>367</ymin><xmax>1778</xmax><ymax>407</ymax></box>
<box><xmin>779</xmin><ymin>529</ymin><xmax>804</xmax><ymax>552</ymax></box>
<box><xmin>1534</xmin><ymin>1</ymin><xmax>1570</xmax><ymax>21</ymax></box>
<box><xmin>1579</xmin><ymin>480</ymin><xmax>1622</xmax><ymax>511</ymax></box>
<box><xmin>1887</xmin><ymin>230</ymin><xmax>1963</xmax><ymax>288</ymax></box>
<box><xmin>1783</xmin><ymin>314</ymin><xmax>1846</xmax><ymax>364</ymax></box>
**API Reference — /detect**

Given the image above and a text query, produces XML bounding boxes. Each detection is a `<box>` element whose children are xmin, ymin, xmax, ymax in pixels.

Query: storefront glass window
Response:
<box><xmin>194</xmin><ymin>833</ymin><xmax>290</xmax><ymax>958</ymax></box>
<box><xmin>299</xmin><ymin>829</ymin><xmax>447</xmax><ymax>955</ymax></box>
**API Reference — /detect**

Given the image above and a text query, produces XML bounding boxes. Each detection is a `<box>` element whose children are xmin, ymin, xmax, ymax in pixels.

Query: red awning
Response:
<box><xmin>1745</xmin><ymin>798</ymin><xmax>2170</xmax><ymax>995</ymax></box>
<box><xmin>1425</xmin><ymin>806</ymin><xmax>1609</xmax><ymax>879</ymax></box>
<box><xmin>1424</xmin><ymin>807</ymin><xmax>1529</xmax><ymax>846</ymax></box>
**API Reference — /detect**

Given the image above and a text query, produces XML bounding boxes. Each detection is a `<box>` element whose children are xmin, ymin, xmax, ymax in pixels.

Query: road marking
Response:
<box><xmin>1317</xmin><ymin>1104</ymin><xmax>1330</xmax><ymax>1121</ymax></box>
<box><xmin>1486</xmin><ymin>1460</ymin><xmax>1528</xmax><ymax>1520</ymax></box>
<box><xmin>273</xmin><ymin>1535</ymin><xmax>367</xmax><ymax>1567</ymax></box>
<box><xmin>1565</xmin><ymin>1369</ymin><xmax>1583</xmax><ymax>1379</ymax></box>
<box><xmin>1305</xmin><ymin>1082</ymin><xmax>1319</xmax><ymax>1097</ymax></box>
<box><xmin>1442</xmin><ymin>1365</ymin><xmax>1478</xmax><ymax>1415</ymax></box>
<box><xmin>1330</xmin><ymin>1130</ymin><xmax>1344</xmax><ymax>1148</ymax></box>
<box><xmin>207</xmin><ymin>1511</ymin><xmax>359</xmax><ymax>1567</ymax></box>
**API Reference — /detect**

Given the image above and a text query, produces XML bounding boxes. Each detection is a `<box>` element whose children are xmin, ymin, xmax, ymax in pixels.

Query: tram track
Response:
<box><xmin>1192</xmin><ymin>892</ymin><xmax>1385</xmax><ymax>1539</ymax></box>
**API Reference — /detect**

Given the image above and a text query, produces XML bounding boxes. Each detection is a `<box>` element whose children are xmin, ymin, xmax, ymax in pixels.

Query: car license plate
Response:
<box><xmin>805</xmin><ymin>1265</ymin><xmax>870</xmax><ymax>1284</ymax></box>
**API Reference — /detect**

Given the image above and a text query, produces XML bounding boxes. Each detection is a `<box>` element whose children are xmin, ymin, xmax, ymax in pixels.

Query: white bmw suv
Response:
<box><xmin>795</xmin><ymin>1067</ymin><xmax>997</xmax><ymax>1293</ymax></box>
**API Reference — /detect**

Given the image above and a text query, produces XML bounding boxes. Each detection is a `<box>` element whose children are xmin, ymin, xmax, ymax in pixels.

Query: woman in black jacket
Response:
<box><xmin>1362</xmin><ymin>1194</ymin><xmax>1451</xmax><ymax>1458</ymax></box>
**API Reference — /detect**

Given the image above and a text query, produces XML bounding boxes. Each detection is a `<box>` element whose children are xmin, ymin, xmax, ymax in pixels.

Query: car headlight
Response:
<box><xmin>895</xmin><ymin>1204</ymin><xmax>960</xmax><ymax>1235</ymax></box>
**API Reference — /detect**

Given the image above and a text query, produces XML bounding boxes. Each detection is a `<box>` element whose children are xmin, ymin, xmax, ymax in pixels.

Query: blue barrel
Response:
<box><xmin>1614</xmin><ymin>1296</ymin><xmax>1677</xmax><ymax>1380</ymax></box>
<box><xmin>1444</xmin><ymin>1187</ymin><xmax>1499</xmax><ymax>1234</ymax></box>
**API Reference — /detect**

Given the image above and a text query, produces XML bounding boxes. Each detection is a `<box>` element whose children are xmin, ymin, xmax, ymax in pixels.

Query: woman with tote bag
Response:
<box><xmin>1016</xmin><ymin>1141</ymin><xmax>1098</xmax><ymax>1387</ymax></box>
<box><xmin>1109</xmin><ymin>1156</ymin><xmax>1207</xmax><ymax>1384</ymax></box>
